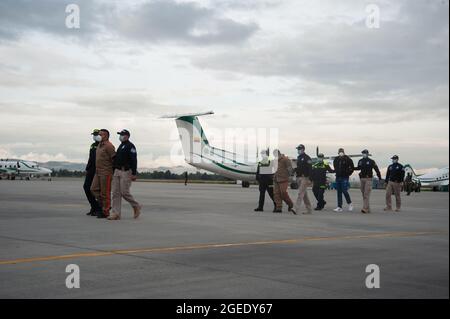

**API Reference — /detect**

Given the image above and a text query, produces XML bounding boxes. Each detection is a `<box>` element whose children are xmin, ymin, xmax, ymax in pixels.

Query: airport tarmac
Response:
<box><xmin>0</xmin><ymin>179</ymin><xmax>448</xmax><ymax>299</ymax></box>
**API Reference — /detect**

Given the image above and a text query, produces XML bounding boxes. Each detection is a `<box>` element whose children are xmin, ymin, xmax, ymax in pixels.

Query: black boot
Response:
<box><xmin>86</xmin><ymin>209</ymin><xmax>95</xmax><ymax>216</ymax></box>
<box><xmin>288</xmin><ymin>206</ymin><xmax>297</xmax><ymax>215</ymax></box>
<box><xmin>254</xmin><ymin>207</ymin><xmax>264</xmax><ymax>212</ymax></box>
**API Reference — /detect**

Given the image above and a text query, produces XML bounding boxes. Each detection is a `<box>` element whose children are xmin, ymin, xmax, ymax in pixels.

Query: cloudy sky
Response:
<box><xmin>0</xmin><ymin>0</ymin><xmax>448</xmax><ymax>171</ymax></box>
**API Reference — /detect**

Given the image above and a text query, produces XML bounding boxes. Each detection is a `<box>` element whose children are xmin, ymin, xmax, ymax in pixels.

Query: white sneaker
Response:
<box><xmin>348</xmin><ymin>204</ymin><xmax>354</xmax><ymax>212</ymax></box>
<box><xmin>333</xmin><ymin>207</ymin><xmax>343</xmax><ymax>212</ymax></box>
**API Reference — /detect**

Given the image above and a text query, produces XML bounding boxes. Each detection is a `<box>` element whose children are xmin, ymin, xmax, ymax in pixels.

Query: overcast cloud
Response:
<box><xmin>0</xmin><ymin>0</ymin><xmax>448</xmax><ymax>170</ymax></box>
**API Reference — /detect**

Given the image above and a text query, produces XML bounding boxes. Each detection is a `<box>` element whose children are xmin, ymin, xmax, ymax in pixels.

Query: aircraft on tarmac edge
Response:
<box><xmin>162</xmin><ymin>111</ymin><xmax>363</xmax><ymax>188</ymax></box>
<box><xmin>404</xmin><ymin>165</ymin><xmax>449</xmax><ymax>191</ymax></box>
<box><xmin>0</xmin><ymin>159</ymin><xmax>52</xmax><ymax>180</ymax></box>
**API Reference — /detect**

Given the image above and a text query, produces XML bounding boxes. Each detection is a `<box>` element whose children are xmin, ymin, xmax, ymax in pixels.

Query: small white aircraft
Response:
<box><xmin>163</xmin><ymin>111</ymin><xmax>362</xmax><ymax>188</ymax></box>
<box><xmin>404</xmin><ymin>164</ymin><xmax>449</xmax><ymax>191</ymax></box>
<box><xmin>0</xmin><ymin>159</ymin><xmax>52</xmax><ymax>180</ymax></box>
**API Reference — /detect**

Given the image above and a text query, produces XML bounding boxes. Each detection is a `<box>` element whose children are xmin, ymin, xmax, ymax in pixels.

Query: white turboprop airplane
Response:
<box><xmin>0</xmin><ymin>159</ymin><xmax>52</xmax><ymax>180</ymax></box>
<box><xmin>163</xmin><ymin>111</ymin><xmax>362</xmax><ymax>188</ymax></box>
<box><xmin>404</xmin><ymin>164</ymin><xmax>449</xmax><ymax>191</ymax></box>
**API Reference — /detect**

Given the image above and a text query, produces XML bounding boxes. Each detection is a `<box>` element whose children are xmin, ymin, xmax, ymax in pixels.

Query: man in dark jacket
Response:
<box><xmin>404</xmin><ymin>172</ymin><xmax>413</xmax><ymax>196</ymax></box>
<box><xmin>384</xmin><ymin>155</ymin><xmax>405</xmax><ymax>212</ymax></box>
<box><xmin>293</xmin><ymin>144</ymin><xmax>313</xmax><ymax>214</ymax></box>
<box><xmin>254</xmin><ymin>150</ymin><xmax>275</xmax><ymax>212</ymax></box>
<box><xmin>108</xmin><ymin>129</ymin><xmax>142</xmax><ymax>220</ymax></box>
<box><xmin>84</xmin><ymin>129</ymin><xmax>102</xmax><ymax>216</ymax></box>
<box><xmin>332</xmin><ymin>148</ymin><xmax>355</xmax><ymax>212</ymax></box>
<box><xmin>311</xmin><ymin>153</ymin><xmax>334</xmax><ymax>210</ymax></box>
<box><xmin>354</xmin><ymin>149</ymin><xmax>382</xmax><ymax>214</ymax></box>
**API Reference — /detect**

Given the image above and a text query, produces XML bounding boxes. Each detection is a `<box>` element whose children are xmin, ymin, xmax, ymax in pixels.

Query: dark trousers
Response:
<box><xmin>83</xmin><ymin>171</ymin><xmax>101</xmax><ymax>212</ymax></box>
<box><xmin>312</xmin><ymin>185</ymin><xmax>326</xmax><ymax>208</ymax></box>
<box><xmin>258</xmin><ymin>180</ymin><xmax>275</xmax><ymax>209</ymax></box>
<box><xmin>336</xmin><ymin>177</ymin><xmax>352</xmax><ymax>208</ymax></box>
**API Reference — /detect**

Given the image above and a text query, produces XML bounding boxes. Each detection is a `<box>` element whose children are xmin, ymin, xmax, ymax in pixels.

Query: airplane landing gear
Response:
<box><xmin>242</xmin><ymin>181</ymin><xmax>250</xmax><ymax>188</ymax></box>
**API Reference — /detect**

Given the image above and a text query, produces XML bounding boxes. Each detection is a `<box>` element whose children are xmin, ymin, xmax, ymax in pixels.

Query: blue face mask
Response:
<box><xmin>392</xmin><ymin>159</ymin><xmax>398</xmax><ymax>164</ymax></box>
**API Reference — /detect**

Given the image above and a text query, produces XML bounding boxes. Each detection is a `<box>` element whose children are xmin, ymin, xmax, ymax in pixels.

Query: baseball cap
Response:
<box><xmin>117</xmin><ymin>129</ymin><xmax>130</xmax><ymax>136</ymax></box>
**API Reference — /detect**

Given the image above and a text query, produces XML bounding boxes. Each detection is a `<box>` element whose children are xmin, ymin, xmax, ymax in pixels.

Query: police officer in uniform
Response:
<box><xmin>84</xmin><ymin>129</ymin><xmax>102</xmax><ymax>216</ymax></box>
<box><xmin>404</xmin><ymin>172</ymin><xmax>413</xmax><ymax>196</ymax></box>
<box><xmin>254</xmin><ymin>150</ymin><xmax>275</xmax><ymax>212</ymax></box>
<box><xmin>354</xmin><ymin>149</ymin><xmax>382</xmax><ymax>214</ymax></box>
<box><xmin>293</xmin><ymin>144</ymin><xmax>313</xmax><ymax>214</ymax></box>
<box><xmin>311</xmin><ymin>153</ymin><xmax>334</xmax><ymax>210</ymax></box>
<box><xmin>384</xmin><ymin>155</ymin><xmax>405</xmax><ymax>212</ymax></box>
<box><xmin>108</xmin><ymin>129</ymin><xmax>142</xmax><ymax>220</ymax></box>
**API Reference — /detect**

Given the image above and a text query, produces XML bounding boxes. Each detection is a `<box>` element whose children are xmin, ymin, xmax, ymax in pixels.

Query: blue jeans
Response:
<box><xmin>336</xmin><ymin>177</ymin><xmax>351</xmax><ymax>208</ymax></box>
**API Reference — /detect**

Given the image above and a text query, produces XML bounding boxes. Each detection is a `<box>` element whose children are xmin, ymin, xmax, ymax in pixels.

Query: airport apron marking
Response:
<box><xmin>0</xmin><ymin>231</ymin><xmax>446</xmax><ymax>266</ymax></box>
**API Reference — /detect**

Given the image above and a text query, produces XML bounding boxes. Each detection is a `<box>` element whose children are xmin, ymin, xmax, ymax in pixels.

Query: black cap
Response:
<box><xmin>296</xmin><ymin>144</ymin><xmax>305</xmax><ymax>150</ymax></box>
<box><xmin>117</xmin><ymin>129</ymin><xmax>130</xmax><ymax>136</ymax></box>
<box><xmin>391</xmin><ymin>155</ymin><xmax>399</xmax><ymax>160</ymax></box>
<box><xmin>362</xmin><ymin>149</ymin><xmax>369</xmax><ymax>154</ymax></box>
<box><xmin>338</xmin><ymin>148</ymin><xmax>345</xmax><ymax>153</ymax></box>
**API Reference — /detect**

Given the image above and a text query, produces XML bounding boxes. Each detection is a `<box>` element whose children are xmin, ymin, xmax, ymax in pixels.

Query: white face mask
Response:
<box><xmin>339</xmin><ymin>152</ymin><xmax>344</xmax><ymax>157</ymax></box>
<box><xmin>93</xmin><ymin>135</ymin><xmax>102</xmax><ymax>142</ymax></box>
<box><xmin>119</xmin><ymin>135</ymin><xmax>127</xmax><ymax>142</ymax></box>
<box><xmin>362</xmin><ymin>154</ymin><xmax>368</xmax><ymax>158</ymax></box>
<box><xmin>298</xmin><ymin>149</ymin><xmax>304</xmax><ymax>155</ymax></box>
<box><xmin>392</xmin><ymin>159</ymin><xmax>398</xmax><ymax>164</ymax></box>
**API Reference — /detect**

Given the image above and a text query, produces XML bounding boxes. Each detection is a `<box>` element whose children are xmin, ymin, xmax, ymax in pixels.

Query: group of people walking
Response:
<box><xmin>255</xmin><ymin>145</ymin><xmax>406</xmax><ymax>214</ymax></box>
<box><xmin>83</xmin><ymin>129</ymin><xmax>141</xmax><ymax>220</ymax></box>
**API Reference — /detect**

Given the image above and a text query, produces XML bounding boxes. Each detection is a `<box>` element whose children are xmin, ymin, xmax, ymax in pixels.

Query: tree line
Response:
<box><xmin>52</xmin><ymin>169</ymin><xmax>232</xmax><ymax>181</ymax></box>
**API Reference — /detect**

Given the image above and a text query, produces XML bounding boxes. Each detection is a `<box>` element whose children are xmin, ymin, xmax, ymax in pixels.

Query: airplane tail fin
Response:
<box><xmin>161</xmin><ymin>111</ymin><xmax>213</xmax><ymax>164</ymax></box>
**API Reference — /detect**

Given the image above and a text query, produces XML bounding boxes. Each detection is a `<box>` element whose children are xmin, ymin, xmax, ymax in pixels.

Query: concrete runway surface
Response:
<box><xmin>0</xmin><ymin>179</ymin><xmax>448</xmax><ymax>298</ymax></box>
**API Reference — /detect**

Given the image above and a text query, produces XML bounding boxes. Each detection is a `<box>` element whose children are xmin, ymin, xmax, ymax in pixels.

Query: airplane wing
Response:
<box><xmin>315</xmin><ymin>146</ymin><xmax>365</xmax><ymax>161</ymax></box>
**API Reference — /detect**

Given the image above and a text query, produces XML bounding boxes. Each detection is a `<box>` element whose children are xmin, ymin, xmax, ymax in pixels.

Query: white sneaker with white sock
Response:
<box><xmin>348</xmin><ymin>203</ymin><xmax>354</xmax><ymax>212</ymax></box>
<box><xmin>333</xmin><ymin>207</ymin><xmax>343</xmax><ymax>212</ymax></box>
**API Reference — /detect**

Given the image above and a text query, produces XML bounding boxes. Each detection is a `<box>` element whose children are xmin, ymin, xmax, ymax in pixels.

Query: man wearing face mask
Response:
<box><xmin>311</xmin><ymin>153</ymin><xmax>334</xmax><ymax>211</ymax></box>
<box><xmin>83</xmin><ymin>129</ymin><xmax>102</xmax><ymax>216</ymax></box>
<box><xmin>354</xmin><ymin>149</ymin><xmax>382</xmax><ymax>214</ymax></box>
<box><xmin>108</xmin><ymin>129</ymin><xmax>142</xmax><ymax>220</ymax></box>
<box><xmin>384</xmin><ymin>155</ymin><xmax>405</xmax><ymax>212</ymax></box>
<box><xmin>273</xmin><ymin>149</ymin><xmax>295</xmax><ymax>214</ymax></box>
<box><xmin>90</xmin><ymin>129</ymin><xmax>116</xmax><ymax>219</ymax></box>
<box><xmin>293</xmin><ymin>144</ymin><xmax>313</xmax><ymax>215</ymax></box>
<box><xmin>254</xmin><ymin>149</ymin><xmax>276</xmax><ymax>212</ymax></box>
<box><xmin>332</xmin><ymin>148</ymin><xmax>355</xmax><ymax>212</ymax></box>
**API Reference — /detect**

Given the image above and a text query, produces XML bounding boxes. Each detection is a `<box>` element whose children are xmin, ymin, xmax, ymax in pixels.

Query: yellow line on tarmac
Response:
<box><xmin>0</xmin><ymin>231</ymin><xmax>445</xmax><ymax>266</ymax></box>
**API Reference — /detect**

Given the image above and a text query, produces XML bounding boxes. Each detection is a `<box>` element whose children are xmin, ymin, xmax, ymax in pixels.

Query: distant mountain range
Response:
<box><xmin>38</xmin><ymin>161</ymin><xmax>202</xmax><ymax>174</ymax></box>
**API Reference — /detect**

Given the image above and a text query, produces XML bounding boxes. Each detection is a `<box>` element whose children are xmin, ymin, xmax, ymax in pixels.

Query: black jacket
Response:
<box><xmin>333</xmin><ymin>155</ymin><xmax>355</xmax><ymax>178</ymax></box>
<box><xmin>85</xmin><ymin>142</ymin><xmax>99</xmax><ymax>173</ymax></box>
<box><xmin>311</xmin><ymin>161</ymin><xmax>334</xmax><ymax>187</ymax></box>
<box><xmin>113</xmin><ymin>141</ymin><xmax>138</xmax><ymax>175</ymax></box>
<box><xmin>296</xmin><ymin>153</ymin><xmax>312</xmax><ymax>177</ymax></box>
<box><xmin>386</xmin><ymin>163</ymin><xmax>405</xmax><ymax>183</ymax></box>
<box><xmin>355</xmin><ymin>157</ymin><xmax>382</xmax><ymax>179</ymax></box>
<box><xmin>256</xmin><ymin>160</ymin><xmax>274</xmax><ymax>184</ymax></box>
